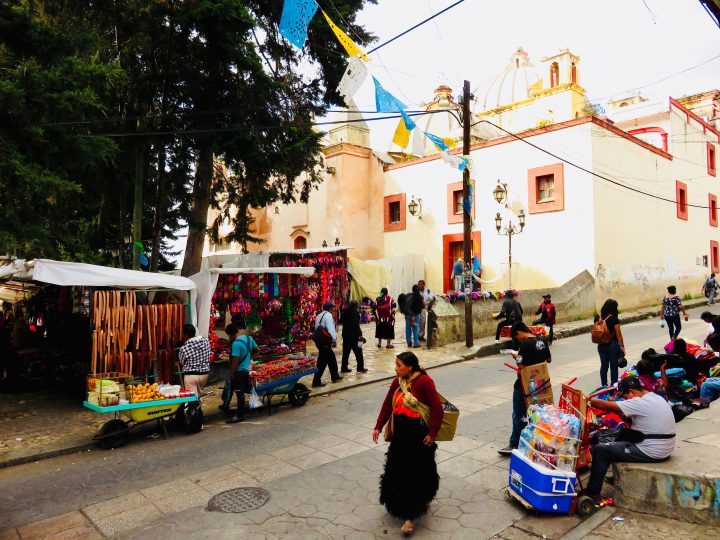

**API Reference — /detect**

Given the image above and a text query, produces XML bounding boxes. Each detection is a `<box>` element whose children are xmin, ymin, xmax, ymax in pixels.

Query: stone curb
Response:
<box><xmin>1</xmin><ymin>298</ymin><xmax>708</xmax><ymax>469</ymax></box>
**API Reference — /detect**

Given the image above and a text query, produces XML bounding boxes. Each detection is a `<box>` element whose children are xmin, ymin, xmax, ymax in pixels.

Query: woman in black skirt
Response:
<box><xmin>374</xmin><ymin>288</ymin><xmax>396</xmax><ymax>348</ymax></box>
<box><xmin>373</xmin><ymin>351</ymin><xmax>443</xmax><ymax>534</ymax></box>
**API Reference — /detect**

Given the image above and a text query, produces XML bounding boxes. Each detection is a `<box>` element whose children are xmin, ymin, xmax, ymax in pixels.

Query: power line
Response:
<box><xmin>366</xmin><ymin>0</ymin><xmax>465</xmax><ymax>55</ymax></box>
<box><xmin>476</xmin><ymin>119</ymin><xmax>712</xmax><ymax>209</ymax></box>
<box><xmin>83</xmin><ymin>109</ymin><xmax>447</xmax><ymax>138</ymax></box>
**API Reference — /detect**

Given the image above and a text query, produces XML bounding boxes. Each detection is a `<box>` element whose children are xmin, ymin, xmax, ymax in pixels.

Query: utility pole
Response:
<box><xmin>132</xmin><ymin>119</ymin><xmax>143</xmax><ymax>271</ymax></box>
<box><xmin>462</xmin><ymin>80</ymin><xmax>473</xmax><ymax>348</ymax></box>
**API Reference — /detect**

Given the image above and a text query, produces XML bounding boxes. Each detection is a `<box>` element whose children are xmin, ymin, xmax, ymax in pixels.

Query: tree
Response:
<box><xmin>0</xmin><ymin>3</ymin><xmax>122</xmax><ymax>261</ymax></box>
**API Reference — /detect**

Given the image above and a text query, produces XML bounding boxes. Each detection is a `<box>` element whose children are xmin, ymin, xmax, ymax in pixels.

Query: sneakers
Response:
<box><xmin>495</xmin><ymin>339</ymin><xmax>500</xmax><ymax>344</ymax></box>
<box><xmin>497</xmin><ymin>446</ymin><xmax>515</xmax><ymax>456</ymax></box>
<box><xmin>226</xmin><ymin>416</ymin><xmax>245</xmax><ymax>424</ymax></box>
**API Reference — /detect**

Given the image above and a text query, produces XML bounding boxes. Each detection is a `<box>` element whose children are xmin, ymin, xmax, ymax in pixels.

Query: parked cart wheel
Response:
<box><xmin>288</xmin><ymin>383</ymin><xmax>310</xmax><ymax>407</ymax></box>
<box><xmin>98</xmin><ymin>419</ymin><xmax>129</xmax><ymax>449</ymax></box>
<box><xmin>577</xmin><ymin>495</ymin><xmax>597</xmax><ymax>517</ymax></box>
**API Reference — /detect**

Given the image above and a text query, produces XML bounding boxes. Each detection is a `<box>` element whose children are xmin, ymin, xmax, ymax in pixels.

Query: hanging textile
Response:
<box><xmin>392</xmin><ymin>117</ymin><xmax>411</xmax><ymax>148</ymax></box>
<box><xmin>463</xmin><ymin>182</ymin><xmax>474</xmax><ymax>215</ymax></box>
<box><xmin>411</xmin><ymin>127</ymin><xmax>425</xmax><ymax>157</ymax></box>
<box><xmin>373</xmin><ymin>76</ymin><xmax>406</xmax><ymax>113</ymax></box>
<box><xmin>321</xmin><ymin>10</ymin><xmax>368</xmax><ymax>60</ymax></box>
<box><xmin>279</xmin><ymin>0</ymin><xmax>319</xmax><ymax>48</ymax></box>
<box><xmin>424</xmin><ymin>131</ymin><xmax>449</xmax><ymax>151</ymax></box>
<box><xmin>441</xmin><ymin>150</ymin><xmax>462</xmax><ymax>168</ymax></box>
<box><xmin>337</xmin><ymin>57</ymin><xmax>368</xmax><ymax>103</ymax></box>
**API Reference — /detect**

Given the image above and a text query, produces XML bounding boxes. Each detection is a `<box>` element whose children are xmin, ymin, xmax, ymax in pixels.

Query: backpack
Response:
<box><xmin>591</xmin><ymin>315</ymin><xmax>613</xmax><ymax>344</ymax></box>
<box><xmin>312</xmin><ymin>312</ymin><xmax>333</xmax><ymax>348</ymax></box>
<box><xmin>705</xmin><ymin>277</ymin><xmax>716</xmax><ymax>290</ymax></box>
<box><xmin>397</xmin><ymin>293</ymin><xmax>408</xmax><ymax>315</ymax></box>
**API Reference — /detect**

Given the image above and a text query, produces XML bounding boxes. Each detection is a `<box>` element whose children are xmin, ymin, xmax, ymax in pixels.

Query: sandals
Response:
<box><xmin>401</xmin><ymin>520</ymin><xmax>414</xmax><ymax>534</ymax></box>
<box><xmin>386</xmin><ymin>343</ymin><xmax>394</xmax><ymax>349</ymax></box>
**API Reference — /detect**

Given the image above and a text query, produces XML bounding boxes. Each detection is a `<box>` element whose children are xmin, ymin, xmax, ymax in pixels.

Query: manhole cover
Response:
<box><xmin>206</xmin><ymin>487</ymin><xmax>271</xmax><ymax>513</ymax></box>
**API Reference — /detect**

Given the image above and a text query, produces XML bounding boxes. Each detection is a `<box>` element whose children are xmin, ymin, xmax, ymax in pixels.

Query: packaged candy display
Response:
<box><xmin>518</xmin><ymin>404</ymin><xmax>582</xmax><ymax>472</ymax></box>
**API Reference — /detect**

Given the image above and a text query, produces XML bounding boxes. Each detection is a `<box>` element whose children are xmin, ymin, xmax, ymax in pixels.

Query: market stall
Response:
<box><xmin>0</xmin><ymin>259</ymin><xmax>196</xmax><ymax>394</ymax></box>
<box><xmin>191</xmin><ymin>266</ymin><xmax>319</xmax><ymax>404</ymax></box>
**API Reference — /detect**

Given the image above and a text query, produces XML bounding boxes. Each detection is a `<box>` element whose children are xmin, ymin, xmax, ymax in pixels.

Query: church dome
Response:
<box><xmin>477</xmin><ymin>48</ymin><xmax>541</xmax><ymax>112</ymax></box>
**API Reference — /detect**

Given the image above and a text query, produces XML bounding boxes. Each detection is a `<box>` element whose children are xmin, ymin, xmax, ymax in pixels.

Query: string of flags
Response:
<box><xmin>278</xmin><ymin>0</ymin><xmax>472</xmax><ymax>174</ymax></box>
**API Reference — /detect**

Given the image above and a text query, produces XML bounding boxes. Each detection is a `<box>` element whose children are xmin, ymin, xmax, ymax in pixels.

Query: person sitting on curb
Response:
<box><xmin>532</xmin><ymin>293</ymin><xmax>556</xmax><ymax>344</ymax></box>
<box><xmin>494</xmin><ymin>290</ymin><xmax>523</xmax><ymax>343</ymax></box>
<box><xmin>498</xmin><ymin>321</ymin><xmax>551</xmax><ymax>457</ymax></box>
<box><xmin>586</xmin><ymin>376</ymin><xmax>675</xmax><ymax>502</ymax></box>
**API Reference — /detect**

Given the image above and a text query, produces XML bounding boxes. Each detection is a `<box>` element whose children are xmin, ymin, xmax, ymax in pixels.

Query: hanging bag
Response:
<box><xmin>312</xmin><ymin>312</ymin><xmax>333</xmax><ymax>348</ymax></box>
<box><xmin>591</xmin><ymin>315</ymin><xmax>613</xmax><ymax>344</ymax></box>
<box><xmin>397</xmin><ymin>376</ymin><xmax>460</xmax><ymax>442</ymax></box>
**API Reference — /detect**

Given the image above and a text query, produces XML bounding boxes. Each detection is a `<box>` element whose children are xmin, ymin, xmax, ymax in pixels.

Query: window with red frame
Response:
<box><xmin>708</xmin><ymin>143</ymin><xmax>717</xmax><ymax>177</ymax></box>
<box><xmin>710</xmin><ymin>194</ymin><xmax>718</xmax><ymax>227</ymax></box>
<box><xmin>712</xmin><ymin>241</ymin><xmax>719</xmax><ymax>272</ymax></box>
<box><xmin>676</xmin><ymin>181</ymin><xmax>688</xmax><ymax>220</ymax></box>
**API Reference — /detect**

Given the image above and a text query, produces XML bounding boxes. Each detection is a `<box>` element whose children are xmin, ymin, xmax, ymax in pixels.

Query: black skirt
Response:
<box><xmin>375</xmin><ymin>321</ymin><xmax>395</xmax><ymax>339</ymax></box>
<box><xmin>379</xmin><ymin>415</ymin><xmax>439</xmax><ymax>520</ymax></box>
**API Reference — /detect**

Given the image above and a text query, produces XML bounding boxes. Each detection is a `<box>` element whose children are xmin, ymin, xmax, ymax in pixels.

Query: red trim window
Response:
<box><xmin>293</xmin><ymin>236</ymin><xmax>307</xmax><ymax>249</ymax></box>
<box><xmin>447</xmin><ymin>180</ymin><xmax>476</xmax><ymax>224</ymax></box>
<box><xmin>528</xmin><ymin>163</ymin><xmax>565</xmax><ymax>214</ymax></box>
<box><xmin>676</xmin><ymin>181</ymin><xmax>688</xmax><ymax>220</ymax></box>
<box><xmin>710</xmin><ymin>194</ymin><xmax>718</xmax><ymax>227</ymax></box>
<box><xmin>712</xmin><ymin>240</ymin><xmax>720</xmax><ymax>273</ymax></box>
<box><xmin>708</xmin><ymin>143</ymin><xmax>717</xmax><ymax>177</ymax></box>
<box><xmin>384</xmin><ymin>193</ymin><xmax>406</xmax><ymax>232</ymax></box>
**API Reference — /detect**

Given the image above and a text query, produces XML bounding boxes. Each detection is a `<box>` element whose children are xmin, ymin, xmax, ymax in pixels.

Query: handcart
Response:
<box><xmin>252</xmin><ymin>368</ymin><xmax>317</xmax><ymax>415</ymax></box>
<box><xmin>83</xmin><ymin>395</ymin><xmax>199</xmax><ymax>449</ymax></box>
<box><xmin>504</xmin><ymin>369</ymin><xmax>600</xmax><ymax>516</ymax></box>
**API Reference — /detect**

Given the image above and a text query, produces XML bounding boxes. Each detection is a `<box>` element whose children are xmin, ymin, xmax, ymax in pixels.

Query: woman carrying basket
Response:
<box><xmin>372</xmin><ymin>351</ymin><xmax>443</xmax><ymax>535</ymax></box>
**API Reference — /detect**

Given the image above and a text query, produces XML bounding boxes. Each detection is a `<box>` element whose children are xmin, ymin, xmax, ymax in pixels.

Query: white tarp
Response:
<box><xmin>190</xmin><ymin>266</ymin><xmax>315</xmax><ymax>337</ymax></box>
<box><xmin>30</xmin><ymin>259</ymin><xmax>196</xmax><ymax>290</ymax></box>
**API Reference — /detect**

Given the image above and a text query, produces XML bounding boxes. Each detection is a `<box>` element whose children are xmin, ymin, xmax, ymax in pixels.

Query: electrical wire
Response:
<box><xmin>366</xmin><ymin>0</ymin><xmax>465</xmax><ymax>55</ymax></box>
<box><xmin>475</xmin><ymin>118</ymin><xmax>713</xmax><ymax>209</ymax></box>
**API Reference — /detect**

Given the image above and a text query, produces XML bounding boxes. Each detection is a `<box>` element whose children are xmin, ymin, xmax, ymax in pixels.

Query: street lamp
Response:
<box><xmin>494</xmin><ymin>210</ymin><xmax>527</xmax><ymax>289</ymax></box>
<box><xmin>493</xmin><ymin>181</ymin><xmax>507</xmax><ymax>205</ymax></box>
<box><xmin>408</xmin><ymin>195</ymin><xmax>423</xmax><ymax>218</ymax></box>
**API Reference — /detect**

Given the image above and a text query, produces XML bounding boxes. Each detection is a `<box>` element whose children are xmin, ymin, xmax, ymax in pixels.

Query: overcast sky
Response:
<box><xmin>341</xmin><ymin>0</ymin><xmax>719</xmax><ymax>147</ymax></box>
<box><xmin>173</xmin><ymin>0</ymin><xmax>719</xmax><ymax>266</ymax></box>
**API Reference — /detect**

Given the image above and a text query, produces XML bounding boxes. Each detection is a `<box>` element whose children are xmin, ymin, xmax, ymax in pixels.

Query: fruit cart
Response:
<box><xmin>83</xmin><ymin>395</ymin><xmax>199</xmax><ymax>449</ymax></box>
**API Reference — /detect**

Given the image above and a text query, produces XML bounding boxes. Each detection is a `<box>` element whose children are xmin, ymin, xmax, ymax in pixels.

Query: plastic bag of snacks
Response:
<box><xmin>519</xmin><ymin>404</ymin><xmax>582</xmax><ymax>472</ymax></box>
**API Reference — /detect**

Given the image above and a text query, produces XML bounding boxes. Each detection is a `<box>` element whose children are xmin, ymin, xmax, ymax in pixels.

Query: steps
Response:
<box><xmin>613</xmin><ymin>405</ymin><xmax>720</xmax><ymax>525</ymax></box>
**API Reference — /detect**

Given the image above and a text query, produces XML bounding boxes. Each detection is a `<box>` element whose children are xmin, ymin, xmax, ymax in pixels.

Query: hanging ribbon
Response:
<box><xmin>322</xmin><ymin>10</ymin><xmax>368</xmax><ymax>60</ymax></box>
<box><xmin>279</xmin><ymin>0</ymin><xmax>319</xmax><ymax>48</ymax></box>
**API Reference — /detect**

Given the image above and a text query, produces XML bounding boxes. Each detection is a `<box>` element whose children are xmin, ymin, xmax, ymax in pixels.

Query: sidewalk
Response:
<box><xmin>0</xmin><ymin>298</ymin><xmax>708</xmax><ymax>468</ymax></box>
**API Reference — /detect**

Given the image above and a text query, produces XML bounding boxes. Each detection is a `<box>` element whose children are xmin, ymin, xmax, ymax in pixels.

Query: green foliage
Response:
<box><xmin>0</xmin><ymin>3</ymin><xmax>122</xmax><ymax>260</ymax></box>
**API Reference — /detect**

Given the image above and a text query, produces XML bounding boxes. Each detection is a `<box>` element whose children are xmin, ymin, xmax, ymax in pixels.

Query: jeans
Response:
<box><xmin>231</xmin><ymin>370</ymin><xmax>250</xmax><ymax>419</ymax></box>
<box><xmin>700</xmin><ymin>377</ymin><xmax>720</xmax><ymax>402</ymax></box>
<box><xmin>341</xmin><ymin>338</ymin><xmax>364</xmax><ymax>371</ymax></box>
<box><xmin>509</xmin><ymin>385</ymin><xmax>527</xmax><ymax>448</ymax></box>
<box><xmin>405</xmin><ymin>315</ymin><xmax>419</xmax><ymax>346</ymax></box>
<box><xmin>598</xmin><ymin>341</ymin><xmax>621</xmax><ymax>386</ymax></box>
<box><xmin>664</xmin><ymin>315</ymin><xmax>681</xmax><ymax>339</ymax></box>
<box><xmin>313</xmin><ymin>345</ymin><xmax>340</xmax><ymax>385</ymax></box>
<box><xmin>454</xmin><ymin>275</ymin><xmax>463</xmax><ymax>292</ymax></box>
<box><xmin>419</xmin><ymin>309</ymin><xmax>427</xmax><ymax>339</ymax></box>
<box><xmin>587</xmin><ymin>441</ymin><xmax>661</xmax><ymax>495</ymax></box>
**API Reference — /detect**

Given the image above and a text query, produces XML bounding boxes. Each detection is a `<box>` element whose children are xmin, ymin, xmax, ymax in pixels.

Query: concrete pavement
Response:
<box><xmin>0</xmin><ymin>304</ymin><xmax>717</xmax><ymax>538</ymax></box>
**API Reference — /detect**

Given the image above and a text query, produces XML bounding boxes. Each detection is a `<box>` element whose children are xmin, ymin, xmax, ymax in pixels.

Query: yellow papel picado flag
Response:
<box><xmin>321</xmin><ymin>10</ymin><xmax>368</xmax><ymax>61</ymax></box>
<box><xmin>393</xmin><ymin>118</ymin><xmax>411</xmax><ymax>148</ymax></box>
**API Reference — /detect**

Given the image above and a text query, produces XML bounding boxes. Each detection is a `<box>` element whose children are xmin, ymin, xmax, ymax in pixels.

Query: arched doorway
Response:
<box><xmin>294</xmin><ymin>236</ymin><xmax>307</xmax><ymax>249</ymax></box>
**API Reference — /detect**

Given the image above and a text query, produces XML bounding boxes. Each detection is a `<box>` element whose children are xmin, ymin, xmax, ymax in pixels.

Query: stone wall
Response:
<box><xmin>433</xmin><ymin>270</ymin><xmax>596</xmax><ymax>346</ymax></box>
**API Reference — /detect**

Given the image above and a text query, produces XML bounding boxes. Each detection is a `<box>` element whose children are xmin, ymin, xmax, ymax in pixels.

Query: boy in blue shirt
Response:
<box><xmin>226</xmin><ymin>321</ymin><xmax>258</xmax><ymax>424</ymax></box>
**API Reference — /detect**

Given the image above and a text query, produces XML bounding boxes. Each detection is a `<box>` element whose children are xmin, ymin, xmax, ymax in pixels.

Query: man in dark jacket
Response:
<box><xmin>404</xmin><ymin>285</ymin><xmax>424</xmax><ymax>348</ymax></box>
<box><xmin>340</xmin><ymin>300</ymin><xmax>367</xmax><ymax>373</ymax></box>
<box><xmin>494</xmin><ymin>290</ymin><xmax>524</xmax><ymax>342</ymax></box>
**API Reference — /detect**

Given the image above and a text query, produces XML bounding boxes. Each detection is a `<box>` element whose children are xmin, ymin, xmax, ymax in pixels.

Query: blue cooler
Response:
<box><xmin>508</xmin><ymin>449</ymin><xmax>577</xmax><ymax>513</ymax></box>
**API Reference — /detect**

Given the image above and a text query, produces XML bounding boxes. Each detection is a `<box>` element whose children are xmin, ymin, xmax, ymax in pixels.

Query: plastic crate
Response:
<box><xmin>508</xmin><ymin>450</ymin><xmax>577</xmax><ymax>513</ymax></box>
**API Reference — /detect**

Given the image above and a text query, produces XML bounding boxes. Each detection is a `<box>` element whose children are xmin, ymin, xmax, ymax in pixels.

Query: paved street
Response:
<box><xmin>0</xmin><ymin>306</ymin><xmax>716</xmax><ymax>539</ymax></box>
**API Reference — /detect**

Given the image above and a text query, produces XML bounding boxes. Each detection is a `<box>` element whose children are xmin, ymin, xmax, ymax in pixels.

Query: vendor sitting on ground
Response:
<box><xmin>587</xmin><ymin>376</ymin><xmax>675</xmax><ymax>502</ymax></box>
<box><xmin>634</xmin><ymin>359</ymin><xmax>666</xmax><ymax>398</ymax></box>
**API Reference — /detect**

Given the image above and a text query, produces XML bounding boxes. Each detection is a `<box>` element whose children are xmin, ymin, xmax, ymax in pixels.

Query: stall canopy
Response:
<box><xmin>347</xmin><ymin>257</ymin><xmax>391</xmax><ymax>302</ymax></box>
<box><xmin>190</xmin><ymin>266</ymin><xmax>315</xmax><ymax>338</ymax></box>
<box><xmin>0</xmin><ymin>259</ymin><xmax>197</xmax><ymax>316</ymax></box>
